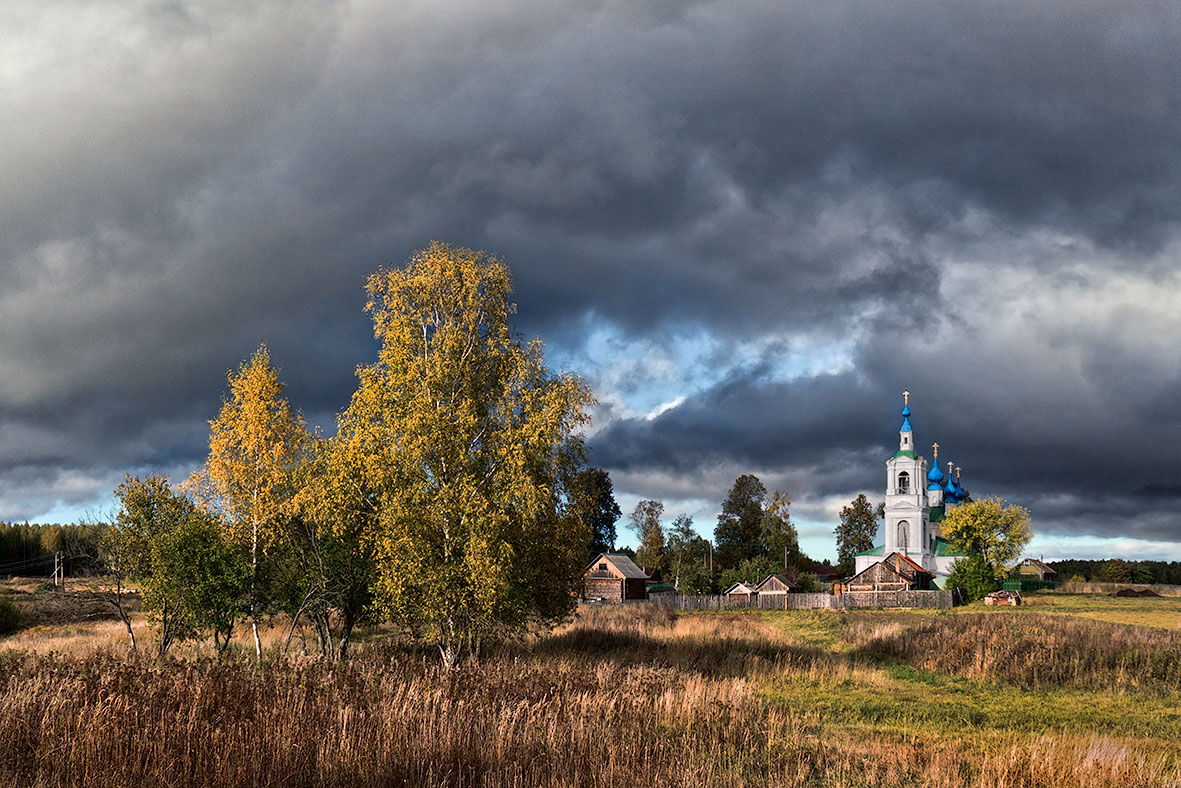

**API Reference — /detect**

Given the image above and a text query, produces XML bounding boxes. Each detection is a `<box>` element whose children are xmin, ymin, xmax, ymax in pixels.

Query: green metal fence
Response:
<box><xmin>1003</xmin><ymin>578</ymin><xmax>1059</xmax><ymax>591</ymax></box>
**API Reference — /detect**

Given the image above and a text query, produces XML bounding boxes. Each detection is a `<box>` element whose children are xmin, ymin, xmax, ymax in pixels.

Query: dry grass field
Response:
<box><xmin>1</xmin><ymin>581</ymin><xmax>1179</xmax><ymax>787</ymax></box>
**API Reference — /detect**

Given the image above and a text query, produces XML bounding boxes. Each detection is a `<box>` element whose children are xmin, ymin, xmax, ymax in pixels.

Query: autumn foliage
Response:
<box><xmin>109</xmin><ymin>243</ymin><xmax>593</xmax><ymax>665</ymax></box>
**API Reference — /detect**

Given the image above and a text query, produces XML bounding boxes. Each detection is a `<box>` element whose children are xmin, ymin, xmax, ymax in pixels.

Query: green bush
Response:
<box><xmin>945</xmin><ymin>554</ymin><xmax>1000</xmax><ymax>601</ymax></box>
<box><xmin>0</xmin><ymin>597</ymin><xmax>22</xmax><ymax>636</ymax></box>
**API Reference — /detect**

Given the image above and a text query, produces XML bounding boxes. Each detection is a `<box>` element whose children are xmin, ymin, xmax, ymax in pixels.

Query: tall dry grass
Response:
<box><xmin>849</xmin><ymin>612</ymin><xmax>1181</xmax><ymax>694</ymax></box>
<box><xmin>1054</xmin><ymin>582</ymin><xmax>1181</xmax><ymax>597</ymax></box>
<box><xmin>1</xmin><ymin>605</ymin><xmax>1179</xmax><ymax>787</ymax></box>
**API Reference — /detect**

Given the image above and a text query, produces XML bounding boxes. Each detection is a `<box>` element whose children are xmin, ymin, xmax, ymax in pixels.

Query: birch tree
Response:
<box><xmin>629</xmin><ymin>499</ymin><xmax>665</xmax><ymax>574</ymax></box>
<box><xmin>198</xmin><ymin>344</ymin><xmax>309</xmax><ymax>657</ymax></box>
<box><xmin>941</xmin><ymin>496</ymin><xmax>1032</xmax><ymax>584</ymax></box>
<box><xmin>281</xmin><ymin>436</ymin><xmax>378</xmax><ymax>660</ymax></box>
<box><xmin>340</xmin><ymin>241</ymin><xmax>591</xmax><ymax>668</ymax></box>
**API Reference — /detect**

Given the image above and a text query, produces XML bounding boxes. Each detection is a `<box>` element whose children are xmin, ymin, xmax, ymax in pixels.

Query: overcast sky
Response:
<box><xmin>2</xmin><ymin>0</ymin><xmax>1179</xmax><ymax>562</ymax></box>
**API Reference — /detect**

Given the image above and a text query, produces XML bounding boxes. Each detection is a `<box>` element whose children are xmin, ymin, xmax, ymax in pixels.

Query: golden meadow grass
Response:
<box><xmin>1</xmin><ymin>594</ymin><xmax>1180</xmax><ymax>787</ymax></box>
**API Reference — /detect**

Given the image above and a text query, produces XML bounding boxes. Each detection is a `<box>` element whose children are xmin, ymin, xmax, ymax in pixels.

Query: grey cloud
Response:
<box><xmin>1</xmin><ymin>0</ymin><xmax>1179</xmax><ymax>549</ymax></box>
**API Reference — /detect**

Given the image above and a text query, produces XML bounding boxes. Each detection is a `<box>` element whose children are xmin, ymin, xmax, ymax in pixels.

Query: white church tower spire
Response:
<box><xmin>882</xmin><ymin>390</ymin><xmax>930</xmax><ymax>560</ymax></box>
<box><xmin>899</xmin><ymin>390</ymin><xmax>913</xmax><ymax>452</ymax></box>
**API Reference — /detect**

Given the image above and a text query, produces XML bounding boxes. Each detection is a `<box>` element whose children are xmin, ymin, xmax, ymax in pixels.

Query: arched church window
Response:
<box><xmin>898</xmin><ymin>521</ymin><xmax>909</xmax><ymax>550</ymax></box>
<box><xmin>897</xmin><ymin>471</ymin><xmax>910</xmax><ymax>493</ymax></box>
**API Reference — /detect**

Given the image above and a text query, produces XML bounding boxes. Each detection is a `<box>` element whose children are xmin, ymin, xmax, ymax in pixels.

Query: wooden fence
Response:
<box><xmin>646</xmin><ymin>589</ymin><xmax>956</xmax><ymax>610</ymax></box>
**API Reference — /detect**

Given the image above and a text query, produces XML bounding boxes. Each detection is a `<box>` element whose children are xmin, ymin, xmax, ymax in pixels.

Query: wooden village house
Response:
<box><xmin>1015</xmin><ymin>558</ymin><xmax>1057</xmax><ymax>581</ymax></box>
<box><xmin>583</xmin><ymin>553</ymin><xmax>650</xmax><ymax>603</ymax></box>
<box><xmin>754</xmin><ymin>573</ymin><xmax>796</xmax><ymax>597</ymax></box>
<box><xmin>846</xmin><ymin>551</ymin><xmax>934</xmax><ymax>592</ymax></box>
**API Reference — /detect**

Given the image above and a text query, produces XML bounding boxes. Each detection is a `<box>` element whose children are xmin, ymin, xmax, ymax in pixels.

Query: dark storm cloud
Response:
<box><xmin>1</xmin><ymin>0</ymin><xmax>1179</xmax><ymax>551</ymax></box>
<box><xmin>591</xmin><ymin>316</ymin><xmax>1181</xmax><ymax>543</ymax></box>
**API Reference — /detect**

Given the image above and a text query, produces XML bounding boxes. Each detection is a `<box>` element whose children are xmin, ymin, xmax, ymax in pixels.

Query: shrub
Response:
<box><xmin>0</xmin><ymin>597</ymin><xmax>21</xmax><ymax>636</ymax></box>
<box><xmin>945</xmin><ymin>554</ymin><xmax>1000</xmax><ymax>600</ymax></box>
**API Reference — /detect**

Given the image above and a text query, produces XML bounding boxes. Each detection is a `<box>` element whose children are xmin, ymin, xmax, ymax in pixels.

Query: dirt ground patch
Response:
<box><xmin>3</xmin><ymin>587</ymin><xmax>139</xmax><ymax>627</ymax></box>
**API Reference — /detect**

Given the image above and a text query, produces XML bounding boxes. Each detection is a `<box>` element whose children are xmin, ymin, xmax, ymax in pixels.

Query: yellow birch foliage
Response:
<box><xmin>941</xmin><ymin>495</ymin><xmax>1032</xmax><ymax>581</ymax></box>
<box><xmin>199</xmin><ymin>344</ymin><xmax>309</xmax><ymax>556</ymax></box>
<box><xmin>339</xmin><ymin>241</ymin><xmax>591</xmax><ymax>664</ymax></box>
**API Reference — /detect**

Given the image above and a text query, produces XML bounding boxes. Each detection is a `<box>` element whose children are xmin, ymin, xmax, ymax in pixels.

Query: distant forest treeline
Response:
<box><xmin>4</xmin><ymin>520</ymin><xmax>1180</xmax><ymax>586</ymax></box>
<box><xmin>1048</xmin><ymin>558</ymin><xmax>1181</xmax><ymax>585</ymax></box>
<box><xmin>0</xmin><ymin>522</ymin><xmax>105</xmax><ymax>577</ymax></box>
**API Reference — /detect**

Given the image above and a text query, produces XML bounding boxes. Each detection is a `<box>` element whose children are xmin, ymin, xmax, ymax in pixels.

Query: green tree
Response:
<box><xmin>760</xmin><ymin>490</ymin><xmax>801</xmax><ymax>570</ymax></box>
<box><xmin>194</xmin><ymin>344</ymin><xmax>310</xmax><ymax>657</ymax></box>
<box><xmin>677</xmin><ymin>560</ymin><xmax>716</xmax><ymax>595</ymax></box>
<box><xmin>113</xmin><ymin>475</ymin><xmax>245</xmax><ymax>656</ymax></box>
<box><xmin>941</xmin><ymin>496</ymin><xmax>1032</xmax><ymax>585</ymax></box>
<box><xmin>340</xmin><ymin>242</ymin><xmax>592</xmax><ymax>668</ymax></box>
<box><xmin>665</xmin><ymin>513</ymin><xmax>711</xmax><ymax>591</ymax></box>
<box><xmin>945</xmin><ymin>553</ymin><xmax>1000</xmax><ymax>601</ymax></box>
<box><xmin>567</xmin><ymin>467</ymin><xmax>622</xmax><ymax>557</ymax></box>
<box><xmin>793</xmin><ymin>572</ymin><xmax>822</xmax><ymax>593</ymax></box>
<box><xmin>100</xmin><ymin>514</ymin><xmax>147</xmax><ymax>650</ymax></box>
<box><xmin>280</xmin><ymin>437</ymin><xmax>378</xmax><ymax>660</ymax></box>
<box><xmin>835</xmin><ymin>493</ymin><xmax>879</xmax><ymax>576</ymax></box>
<box><xmin>1098</xmin><ymin>559</ymin><xmax>1132</xmax><ymax>584</ymax></box>
<box><xmin>714</xmin><ymin>474</ymin><xmax>767</xmax><ymax>569</ymax></box>
<box><xmin>720</xmin><ymin>555</ymin><xmax>780</xmax><ymax>590</ymax></box>
<box><xmin>112</xmin><ymin>475</ymin><xmax>186</xmax><ymax>655</ymax></box>
<box><xmin>150</xmin><ymin>510</ymin><xmax>248</xmax><ymax>653</ymax></box>
<box><xmin>629</xmin><ymin>500</ymin><xmax>666</xmax><ymax>574</ymax></box>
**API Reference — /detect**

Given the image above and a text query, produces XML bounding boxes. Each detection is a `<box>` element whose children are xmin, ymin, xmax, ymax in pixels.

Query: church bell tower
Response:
<box><xmin>883</xmin><ymin>391</ymin><xmax>930</xmax><ymax>561</ymax></box>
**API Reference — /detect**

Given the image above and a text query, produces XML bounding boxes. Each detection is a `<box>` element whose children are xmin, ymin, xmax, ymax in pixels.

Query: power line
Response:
<box><xmin>0</xmin><ymin>554</ymin><xmax>58</xmax><ymax>573</ymax></box>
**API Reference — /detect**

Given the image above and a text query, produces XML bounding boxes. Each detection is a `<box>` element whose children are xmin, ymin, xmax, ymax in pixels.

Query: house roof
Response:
<box><xmin>848</xmin><ymin>560</ymin><xmax>907</xmax><ymax>585</ymax></box>
<box><xmin>1021</xmin><ymin>558</ymin><xmax>1057</xmax><ymax>574</ymax></box>
<box><xmin>755</xmin><ymin>573</ymin><xmax>794</xmax><ymax>591</ymax></box>
<box><xmin>886</xmin><ymin>551</ymin><xmax>933</xmax><ymax>576</ymax></box>
<box><xmin>723</xmin><ymin>582</ymin><xmax>757</xmax><ymax>594</ymax></box>
<box><xmin>585</xmin><ymin>553</ymin><xmax>650</xmax><ymax>580</ymax></box>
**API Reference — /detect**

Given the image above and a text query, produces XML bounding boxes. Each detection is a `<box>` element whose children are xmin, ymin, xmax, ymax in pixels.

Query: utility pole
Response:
<box><xmin>53</xmin><ymin>551</ymin><xmax>63</xmax><ymax>590</ymax></box>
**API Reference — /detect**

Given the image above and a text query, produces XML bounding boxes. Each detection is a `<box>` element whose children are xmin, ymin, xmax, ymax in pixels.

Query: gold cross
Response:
<box><xmin>903</xmin><ymin>390</ymin><xmax>909</xmax><ymax>405</ymax></box>
<box><xmin>932</xmin><ymin>442</ymin><xmax>939</xmax><ymax>457</ymax></box>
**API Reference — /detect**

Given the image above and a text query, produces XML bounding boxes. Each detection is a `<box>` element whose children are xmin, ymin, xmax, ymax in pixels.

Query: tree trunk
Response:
<box><xmin>337</xmin><ymin>611</ymin><xmax>356</xmax><ymax>660</ymax></box>
<box><xmin>112</xmin><ymin>580</ymin><xmax>136</xmax><ymax>651</ymax></box>
<box><xmin>250</xmin><ymin>513</ymin><xmax>262</xmax><ymax>659</ymax></box>
<box><xmin>438</xmin><ymin>615</ymin><xmax>460</xmax><ymax>670</ymax></box>
<box><xmin>158</xmin><ymin>599</ymin><xmax>173</xmax><ymax>658</ymax></box>
<box><xmin>281</xmin><ymin>593</ymin><xmax>314</xmax><ymax>658</ymax></box>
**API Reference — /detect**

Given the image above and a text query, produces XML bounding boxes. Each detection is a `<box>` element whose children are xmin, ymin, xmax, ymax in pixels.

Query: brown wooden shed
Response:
<box><xmin>723</xmin><ymin>581</ymin><xmax>758</xmax><ymax>605</ymax></box>
<box><xmin>583</xmin><ymin>553</ymin><xmax>650</xmax><ymax>602</ymax></box>
<box><xmin>754</xmin><ymin>573</ymin><xmax>796</xmax><ymax>596</ymax></box>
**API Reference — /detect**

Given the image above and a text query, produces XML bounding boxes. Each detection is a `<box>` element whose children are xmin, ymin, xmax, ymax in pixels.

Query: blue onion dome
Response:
<box><xmin>926</xmin><ymin>443</ymin><xmax>944</xmax><ymax>486</ymax></box>
<box><xmin>952</xmin><ymin>467</ymin><xmax>966</xmax><ymax>502</ymax></box>
<box><xmin>900</xmin><ymin>391</ymin><xmax>913</xmax><ymax>432</ymax></box>
<box><xmin>943</xmin><ymin>462</ymin><xmax>959</xmax><ymax>500</ymax></box>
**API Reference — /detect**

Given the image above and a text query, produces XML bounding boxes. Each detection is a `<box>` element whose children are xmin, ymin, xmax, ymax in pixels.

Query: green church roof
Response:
<box><xmin>929</xmin><ymin>504</ymin><xmax>945</xmax><ymax>522</ymax></box>
<box><xmin>892</xmin><ymin>449</ymin><xmax>916</xmax><ymax>459</ymax></box>
<box><xmin>934</xmin><ymin>537</ymin><xmax>965</xmax><ymax>557</ymax></box>
<box><xmin>855</xmin><ymin>538</ymin><xmax>963</xmax><ymax>558</ymax></box>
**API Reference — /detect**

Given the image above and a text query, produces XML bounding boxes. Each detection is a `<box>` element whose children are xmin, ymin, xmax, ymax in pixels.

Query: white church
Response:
<box><xmin>853</xmin><ymin>392</ymin><xmax>967</xmax><ymax>588</ymax></box>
